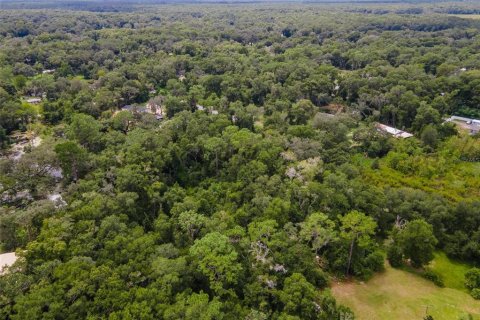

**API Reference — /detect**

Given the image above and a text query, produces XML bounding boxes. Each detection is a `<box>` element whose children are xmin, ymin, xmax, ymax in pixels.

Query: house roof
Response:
<box><xmin>375</xmin><ymin>123</ymin><xmax>413</xmax><ymax>138</ymax></box>
<box><xmin>26</xmin><ymin>97</ymin><xmax>42</xmax><ymax>103</ymax></box>
<box><xmin>446</xmin><ymin>116</ymin><xmax>480</xmax><ymax>134</ymax></box>
<box><xmin>447</xmin><ymin>116</ymin><xmax>480</xmax><ymax>124</ymax></box>
<box><xmin>121</xmin><ymin>105</ymin><xmax>134</xmax><ymax>111</ymax></box>
<box><xmin>0</xmin><ymin>252</ymin><xmax>17</xmax><ymax>275</ymax></box>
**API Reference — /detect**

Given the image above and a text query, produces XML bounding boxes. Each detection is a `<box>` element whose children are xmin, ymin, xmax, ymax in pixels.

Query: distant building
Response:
<box><xmin>210</xmin><ymin>110</ymin><xmax>219</xmax><ymax>115</ymax></box>
<box><xmin>120</xmin><ymin>103</ymin><xmax>164</xmax><ymax>120</ymax></box>
<box><xmin>25</xmin><ymin>97</ymin><xmax>42</xmax><ymax>104</ymax></box>
<box><xmin>196</xmin><ymin>104</ymin><xmax>205</xmax><ymax>111</ymax></box>
<box><xmin>42</xmin><ymin>69</ymin><xmax>55</xmax><ymax>74</ymax></box>
<box><xmin>146</xmin><ymin>101</ymin><xmax>164</xmax><ymax>118</ymax></box>
<box><xmin>0</xmin><ymin>252</ymin><xmax>17</xmax><ymax>275</ymax></box>
<box><xmin>121</xmin><ymin>105</ymin><xmax>135</xmax><ymax>112</ymax></box>
<box><xmin>375</xmin><ymin>123</ymin><xmax>413</xmax><ymax>139</ymax></box>
<box><xmin>446</xmin><ymin>116</ymin><xmax>480</xmax><ymax>135</ymax></box>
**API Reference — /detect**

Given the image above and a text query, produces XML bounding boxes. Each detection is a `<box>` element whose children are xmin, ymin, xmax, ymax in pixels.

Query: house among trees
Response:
<box><xmin>120</xmin><ymin>105</ymin><xmax>135</xmax><ymax>112</ymax></box>
<box><xmin>446</xmin><ymin>116</ymin><xmax>480</xmax><ymax>135</ymax></box>
<box><xmin>42</xmin><ymin>69</ymin><xmax>55</xmax><ymax>74</ymax></box>
<box><xmin>375</xmin><ymin>123</ymin><xmax>413</xmax><ymax>139</ymax></box>
<box><xmin>195</xmin><ymin>104</ymin><xmax>218</xmax><ymax>115</ymax></box>
<box><xmin>25</xmin><ymin>97</ymin><xmax>42</xmax><ymax>104</ymax></box>
<box><xmin>0</xmin><ymin>252</ymin><xmax>17</xmax><ymax>275</ymax></box>
<box><xmin>146</xmin><ymin>100</ymin><xmax>164</xmax><ymax>119</ymax></box>
<box><xmin>120</xmin><ymin>102</ymin><xmax>164</xmax><ymax>120</ymax></box>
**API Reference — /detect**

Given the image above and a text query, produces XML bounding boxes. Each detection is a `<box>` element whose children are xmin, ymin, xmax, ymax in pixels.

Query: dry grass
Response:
<box><xmin>448</xmin><ymin>14</ymin><xmax>480</xmax><ymax>20</ymax></box>
<box><xmin>331</xmin><ymin>264</ymin><xmax>480</xmax><ymax>320</ymax></box>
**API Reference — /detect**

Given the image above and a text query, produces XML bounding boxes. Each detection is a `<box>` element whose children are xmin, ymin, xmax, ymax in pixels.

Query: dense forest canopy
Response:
<box><xmin>0</xmin><ymin>1</ymin><xmax>480</xmax><ymax>319</ymax></box>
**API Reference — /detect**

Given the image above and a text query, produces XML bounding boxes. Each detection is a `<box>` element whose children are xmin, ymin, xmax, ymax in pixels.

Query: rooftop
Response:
<box><xmin>25</xmin><ymin>97</ymin><xmax>42</xmax><ymax>103</ymax></box>
<box><xmin>375</xmin><ymin>123</ymin><xmax>413</xmax><ymax>139</ymax></box>
<box><xmin>446</xmin><ymin>116</ymin><xmax>480</xmax><ymax>135</ymax></box>
<box><xmin>0</xmin><ymin>252</ymin><xmax>17</xmax><ymax>275</ymax></box>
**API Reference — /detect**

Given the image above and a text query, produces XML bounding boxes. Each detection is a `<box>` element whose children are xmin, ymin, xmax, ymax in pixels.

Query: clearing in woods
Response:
<box><xmin>429</xmin><ymin>252</ymin><xmax>472</xmax><ymax>292</ymax></box>
<box><xmin>331</xmin><ymin>264</ymin><xmax>480</xmax><ymax>320</ymax></box>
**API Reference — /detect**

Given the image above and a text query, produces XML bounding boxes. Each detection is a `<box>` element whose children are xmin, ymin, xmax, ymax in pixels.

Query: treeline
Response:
<box><xmin>1</xmin><ymin>6</ymin><xmax>480</xmax><ymax>138</ymax></box>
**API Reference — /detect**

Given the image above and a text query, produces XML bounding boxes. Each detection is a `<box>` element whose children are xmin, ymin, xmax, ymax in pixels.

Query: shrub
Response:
<box><xmin>370</xmin><ymin>158</ymin><xmax>380</xmax><ymax>169</ymax></box>
<box><xmin>387</xmin><ymin>244</ymin><xmax>403</xmax><ymax>268</ymax></box>
<box><xmin>470</xmin><ymin>288</ymin><xmax>480</xmax><ymax>300</ymax></box>
<box><xmin>465</xmin><ymin>268</ymin><xmax>480</xmax><ymax>291</ymax></box>
<box><xmin>422</xmin><ymin>269</ymin><xmax>445</xmax><ymax>288</ymax></box>
<box><xmin>365</xmin><ymin>250</ymin><xmax>385</xmax><ymax>273</ymax></box>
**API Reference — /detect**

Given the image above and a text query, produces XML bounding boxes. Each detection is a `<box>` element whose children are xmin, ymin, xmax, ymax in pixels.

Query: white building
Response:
<box><xmin>26</xmin><ymin>97</ymin><xmax>42</xmax><ymax>104</ymax></box>
<box><xmin>375</xmin><ymin>123</ymin><xmax>413</xmax><ymax>139</ymax></box>
<box><xmin>446</xmin><ymin>116</ymin><xmax>480</xmax><ymax>135</ymax></box>
<box><xmin>0</xmin><ymin>252</ymin><xmax>17</xmax><ymax>275</ymax></box>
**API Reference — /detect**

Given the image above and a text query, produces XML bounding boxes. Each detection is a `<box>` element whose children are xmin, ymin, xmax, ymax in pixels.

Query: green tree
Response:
<box><xmin>412</xmin><ymin>103</ymin><xmax>441</xmax><ymax>132</ymax></box>
<box><xmin>166</xmin><ymin>96</ymin><xmax>188</xmax><ymax>118</ymax></box>
<box><xmin>340</xmin><ymin>210</ymin><xmax>377</xmax><ymax>276</ymax></box>
<box><xmin>178</xmin><ymin>210</ymin><xmax>207</xmax><ymax>242</ymax></box>
<box><xmin>54</xmin><ymin>141</ymin><xmax>89</xmax><ymax>182</ymax></box>
<box><xmin>164</xmin><ymin>292</ymin><xmax>224</xmax><ymax>320</ymax></box>
<box><xmin>203</xmin><ymin>137</ymin><xmax>227</xmax><ymax>175</ymax></box>
<box><xmin>279</xmin><ymin>273</ymin><xmax>318</xmax><ymax>319</ymax></box>
<box><xmin>0</xmin><ymin>125</ymin><xmax>7</xmax><ymax>148</ymax></box>
<box><xmin>421</xmin><ymin>125</ymin><xmax>439</xmax><ymax>150</ymax></box>
<box><xmin>66</xmin><ymin>113</ymin><xmax>103</xmax><ymax>151</ymax></box>
<box><xmin>387</xmin><ymin>242</ymin><xmax>403</xmax><ymax>268</ymax></box>
<box><xmin>299</xmin><ymin>212</ymin><xmax>337</xmax><ymax>255</ymax></box>
<box><xmin>397</xmin><ymin>219</ymin><xmax>437</xmax><ymax>268</ymax></box>
<box><xmin>189</xmin><ymin>232</ymin><xmax>242</xmax><ymax>293</ymax></box>
<box><xmin>288</xmin><ymin>99</ymin><xmax>314</xmax><ymax>125</ymax></box>
<box><xmin>112</xmin><ymin>110</ymin><xmax>134</xmax><ymax>133</ymax></box>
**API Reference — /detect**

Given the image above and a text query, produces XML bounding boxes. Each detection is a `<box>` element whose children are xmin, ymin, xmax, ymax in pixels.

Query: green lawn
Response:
<box><xmin>331</xmin><ymin>264</ymin><xmax>480</xmax><ymax>320</ymax></box>
<box><xmin>429</xmin><ymin>252</ymin><xmax>472</xmax><ymax>292</ymax></box>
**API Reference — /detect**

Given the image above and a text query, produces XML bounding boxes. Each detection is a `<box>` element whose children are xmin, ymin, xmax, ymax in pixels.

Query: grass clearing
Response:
<box><xmin>429</xmin><ymin>252</ymin><xmax>472</xmax><ymax>292</ymax></box>
<box><xmin>331</xmin><ymin>264</ymin><xmax>480</xmax><ymax>320</ymax></box>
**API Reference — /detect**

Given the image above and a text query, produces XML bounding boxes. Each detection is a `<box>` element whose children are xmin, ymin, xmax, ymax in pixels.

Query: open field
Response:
<box><xmin>332</xmin><ymin>264</ymin><xmax>480</xmax><ymax>320</ymax></box>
